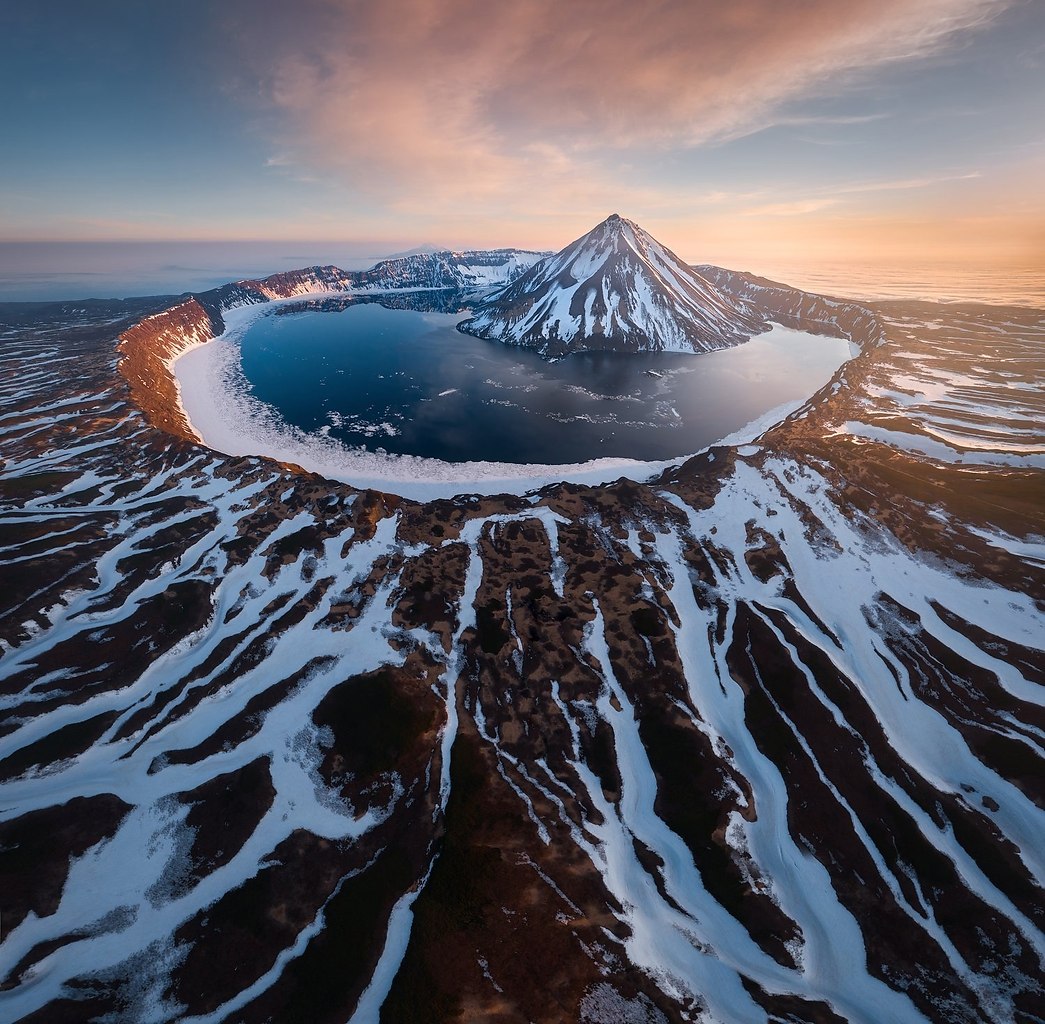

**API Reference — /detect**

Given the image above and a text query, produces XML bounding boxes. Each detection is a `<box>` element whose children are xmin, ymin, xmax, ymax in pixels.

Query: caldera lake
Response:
<box><xmin>230</xmin><ymin>298</ymin><xmax>852</xmax><ymax>466</ymax></box>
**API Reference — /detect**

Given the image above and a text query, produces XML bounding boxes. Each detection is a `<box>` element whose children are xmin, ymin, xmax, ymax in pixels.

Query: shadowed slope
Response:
<box><xmin>0</xmin><ymin>276</ymin><xmax>1042</xmax><ymax>1023</ymax></box>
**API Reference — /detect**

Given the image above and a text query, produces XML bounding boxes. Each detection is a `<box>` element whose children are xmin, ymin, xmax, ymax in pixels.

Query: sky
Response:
<box><xmin>1</xmin><ymin>0</ymin><xmax>1043</xmax><ymax>270</ymax></box>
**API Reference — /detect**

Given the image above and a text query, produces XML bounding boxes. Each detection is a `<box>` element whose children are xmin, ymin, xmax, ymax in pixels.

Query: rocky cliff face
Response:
<box><xmin>1</xmin><ymin>273</ymin><xmax>1042</xmax><ymax>1023</ymax></box>
<box><xmin>116</xmin><ymin>298</ymin><xmax>224</xmax><ymax>442</ymax></box>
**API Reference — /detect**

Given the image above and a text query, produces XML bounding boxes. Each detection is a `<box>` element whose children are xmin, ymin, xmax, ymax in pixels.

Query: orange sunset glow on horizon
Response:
<box><xmin>1</xmin><ymin>0</ymin><xmax>1043</xmax><ymax>301</ymax></box>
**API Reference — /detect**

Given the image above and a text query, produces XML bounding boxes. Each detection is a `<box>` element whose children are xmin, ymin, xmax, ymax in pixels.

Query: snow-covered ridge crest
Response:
<box><xmin>114</xmin><ymin>250</ymin><xmax>547</xmax><ymax>442</ymax></box>
<box><xmin>354</xmin><ymin>248</ymin><xmax>549</xmax><ymax>294</ymax></box>
<box><xmin>219</xmin><ymin>249</ymin><xmax>549</xmax><ymax>305</ymax></box>
<box><xmin>214</xmin><ymin>248</ymin><xmax>546</xmax><ymax>310</ymax></box>
<box><xmin>459</xmin><ymin>214</ymin><xmax>769</xmax><ymax>357</ymax></box>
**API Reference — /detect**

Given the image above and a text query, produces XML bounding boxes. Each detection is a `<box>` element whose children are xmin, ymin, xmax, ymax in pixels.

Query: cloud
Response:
<box><xmin>228</xmin><ymin>0</ymin><xmax>1011</xmax><ymax>210</ymax></box>
<box><xmin>744</xmin><ymin>199</ymin><xmax>840</xmax><ymax>217</ymax></box>
<box><xmin>827</xmin><ymin>172</ymin><xmax>983</xmax><ymax>194</ymax></box>
<box><xmin>741</xmin><ymin>171</ymin><xmax>983</xmax><ymax>215</ymax></box>
<box><xmin>771</xmin><ymin>113</ymin><xmax>893</xmax><ymax>128</ymax></box>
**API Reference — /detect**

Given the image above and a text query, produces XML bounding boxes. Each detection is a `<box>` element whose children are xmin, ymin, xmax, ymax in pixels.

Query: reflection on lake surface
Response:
<box><xmin>237</xmin><ymin>301</ymin><xmax>852</xmax><ymax>466</ymax></box>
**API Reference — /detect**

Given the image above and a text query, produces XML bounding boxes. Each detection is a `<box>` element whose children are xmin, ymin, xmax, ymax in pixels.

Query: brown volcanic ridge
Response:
<box><xmin>1</xmin><ymin>233</ymin><xmax>1043</xmax><ymax>1024</ymax></box>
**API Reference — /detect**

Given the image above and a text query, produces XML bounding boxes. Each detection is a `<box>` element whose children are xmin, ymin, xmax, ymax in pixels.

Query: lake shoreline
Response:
<box><xmin>175</xmin><ymin>305</ymin><xmax>848</xmax><ymax>500</ymax></box>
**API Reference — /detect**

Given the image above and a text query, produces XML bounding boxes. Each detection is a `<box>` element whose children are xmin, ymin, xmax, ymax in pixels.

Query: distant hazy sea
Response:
<box><xmin>0</xmin><ymin>241</ymin><xmax>1042</xmax><ymax>308</ymax></box>
<box><xmin>744</xmin><ymin>258</ymin><xmax>1045</xmax><ymax>308</ymax></box>
<box><xmin>0</xmin><ymin>242</ymin><xmax>383</xmax><ymax>303</ymax></box>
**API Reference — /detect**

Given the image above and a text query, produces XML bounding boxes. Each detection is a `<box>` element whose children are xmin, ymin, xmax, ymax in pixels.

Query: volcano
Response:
<box><xmin>459</xmin><ymin>214</ymin><xmax>769</xmax><ymax>356</ymax></box>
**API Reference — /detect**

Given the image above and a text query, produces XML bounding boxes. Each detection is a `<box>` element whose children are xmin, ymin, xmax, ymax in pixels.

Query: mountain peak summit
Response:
<box><xmin>597</xmin><ymin>212</ymin><xmax>634</xmax><ymax>233</ymax></box>
<box><xmin>459</xmin><ymin>216</ymin><xmax>767</xmax><ymax>357</ymax></box>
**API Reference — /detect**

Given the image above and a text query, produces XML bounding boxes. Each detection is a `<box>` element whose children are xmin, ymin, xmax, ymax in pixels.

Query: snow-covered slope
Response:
<box><xmin>460</xmin><ymin>214</ymin><xmax>768</xmax><ymax>356</ymax></box>
<box><xmin>202</xmin><ymin>250</ymin><xmax>545</xmax><ymax>312</ymax></box>
<box><xmin>2</xmin><ymin>272</ymin><xmax>1043</xmax><ymax>1023</ymax></box>
<box><xmin>354</xmin><ymin>248</ymin><xmax>547</xmax><ymax>295</ymax></box>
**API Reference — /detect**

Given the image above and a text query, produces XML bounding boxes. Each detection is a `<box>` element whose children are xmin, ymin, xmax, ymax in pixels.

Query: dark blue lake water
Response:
<box><xmin>237</xmin><ymin>300</ymin><xmax>852</xmax><ymax>465</ymax></box>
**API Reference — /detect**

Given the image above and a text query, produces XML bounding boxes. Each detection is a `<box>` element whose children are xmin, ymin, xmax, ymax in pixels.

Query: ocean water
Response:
<box><xmin>737</xmin><ymin>258</ymin><xmax>1045</xmax><ymax>308</ymax></box>
<box><xmin>0</xmin><ymin>242</ymin><xmax>1042</xmax><ymax>308</ymax></box>
<box><xmin>235</xmin><ymin>302</ymin><xmax>852</xmax><ymax>465</ymax></box>
<box><xmin>0</xmin><ymin>242</ymin><xmax>382</xmax><ymax>302</ymax></box>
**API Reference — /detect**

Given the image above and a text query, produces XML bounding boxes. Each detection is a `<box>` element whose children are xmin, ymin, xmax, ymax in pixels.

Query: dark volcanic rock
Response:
<box><xmin>0</xmin><ymin>275</ymin><xmax>1042</xmax><ymax>1023</ymax></box>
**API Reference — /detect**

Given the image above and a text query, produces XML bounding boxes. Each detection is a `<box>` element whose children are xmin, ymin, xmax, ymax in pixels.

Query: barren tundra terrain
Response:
<box><xmin>0</xmin><ymin>267</ymin><xmax>1042</xmax><ymax>1023</ymax></box>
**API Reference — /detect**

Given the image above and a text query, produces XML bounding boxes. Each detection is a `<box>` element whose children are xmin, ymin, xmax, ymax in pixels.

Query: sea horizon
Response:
<box><xmin>0</xmin><ymin>239</ymin><xmax>1042</xmax><ymax>309</ymax></box>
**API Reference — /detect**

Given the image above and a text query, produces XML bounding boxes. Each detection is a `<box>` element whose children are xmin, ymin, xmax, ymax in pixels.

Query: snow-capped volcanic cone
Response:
<box><xmin>459</xmin><ymin>214</ymin><xmax>769</xmax><ymax>356</ymax></box>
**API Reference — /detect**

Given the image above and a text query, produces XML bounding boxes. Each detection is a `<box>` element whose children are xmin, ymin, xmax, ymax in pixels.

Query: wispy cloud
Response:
<box><xmin>225</xmin><ymin>0</ymin><xmax>1012</xmax><ymax>212</ymax></box>
<box><xmin>744</xmin><ymin>199</ymin><xmax>840</xmax><ymax>217</ymax></box>
<box><xmin>742</xmin><ymin>171</ymin><xmax>983</xmax><ymax>215</ymax></box>
<box><xmin>827</xmin><ymin>171</ymin><xmax>983</xmax><ymax>194</ymax></box>
<box><xmin>771</xmin><ymin>113</ymin><xmax>892</xmax><ymax>129</ymax></box>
